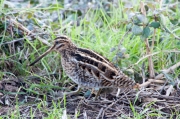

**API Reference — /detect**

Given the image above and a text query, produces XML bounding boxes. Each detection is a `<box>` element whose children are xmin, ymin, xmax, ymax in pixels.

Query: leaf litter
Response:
<box><xmin>0</xmin><ymin>0</ymin><xmax>180</xmax><ymax>118</ymax></box>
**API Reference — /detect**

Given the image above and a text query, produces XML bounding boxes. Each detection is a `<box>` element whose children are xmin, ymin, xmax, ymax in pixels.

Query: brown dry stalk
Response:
<box><xmin>140</xmin><ymin>2</ymin><xmax>155</xmax><ymax>78</ymax></box>
<box><xmin>140</xmin><ymin>61</ymin><xmax>180</xmax><ymax>88</ymax></box>
<box><xmin>145</xmin><ymin>39</ymin><xmax>155</xmax><ymax>78</ymax></box>
<box><xmin>9</xmin><ymin>18</ymin><xmax>32</xmax><ymax>35</ymax></box>
<box><xmin>139</xmin><ymin>79</ymin><xmax>165</xmax><ymax>88</ymax></box>
<box><xmin>155</xmin><ymin>61</ymin><xmax>180</xmax><ymax>80</ymax></box>
<box><xmin>7</xmin><ymin>17</ymin><xmax>51</xmax><ymax>46</ymax></box>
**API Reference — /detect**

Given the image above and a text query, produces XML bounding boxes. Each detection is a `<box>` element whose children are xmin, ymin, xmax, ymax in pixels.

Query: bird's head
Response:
<box><xmin>29</xmin><ymin>35</ymin><xmax>75</xmax><ymax>66</ymax></box>
<box><xmin>52</xmin><ymin>36</ymin><xmax>75</xmax><ymax>52</ymax></box>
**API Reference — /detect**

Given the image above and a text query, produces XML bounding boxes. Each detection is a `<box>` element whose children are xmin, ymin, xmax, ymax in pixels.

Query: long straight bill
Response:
<box><xmin>29</xmin><ymin>45</ymin><xmax>54</xmax><ymax>66</ymax></box>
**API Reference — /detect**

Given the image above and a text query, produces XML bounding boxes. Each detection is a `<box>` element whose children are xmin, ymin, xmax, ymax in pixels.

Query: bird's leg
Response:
<box><xmin>90</xmin><ymin>88</ymin><xmax>101</xmax><ymax>100</ymax></box>
<box><xmin>94</xmin><ymin>88</ymin><xmax>102</xmax><ymax>100</ymax></box>
<box><xmin>63</xmin><ymin>85</ymin><xmax>81</xmax><ymax>96</ymax></box>
<box><xmin>116</xmin><ymin>88</ymin><xmax>132</xmax><ymax>97</ymax></box>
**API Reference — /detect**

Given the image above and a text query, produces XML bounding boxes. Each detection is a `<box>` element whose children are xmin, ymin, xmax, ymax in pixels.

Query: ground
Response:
<box><xmin>0</xmin><ymin>0</ymin><xmax>180</xmax><ymax>118</ymax></box>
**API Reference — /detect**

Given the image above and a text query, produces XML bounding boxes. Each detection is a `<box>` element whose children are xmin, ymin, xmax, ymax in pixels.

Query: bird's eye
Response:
<box><xmin>55</xmin><ymin>41</ymin><xmax>59</xmax><ymax>44</ymax></box>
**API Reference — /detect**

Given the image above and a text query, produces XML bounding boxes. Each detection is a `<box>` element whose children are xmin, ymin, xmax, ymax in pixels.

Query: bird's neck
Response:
<box><xmin>60</xmin><ymin>48</ymin><xmax>76</xmax><ymax>60</ymax></box>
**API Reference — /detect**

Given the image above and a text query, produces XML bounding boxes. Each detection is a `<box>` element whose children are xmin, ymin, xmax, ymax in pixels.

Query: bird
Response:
<box><xmin>29</xmin><ymin>35</ymin><xmax>139</xmax><ymax>97</ymax></box>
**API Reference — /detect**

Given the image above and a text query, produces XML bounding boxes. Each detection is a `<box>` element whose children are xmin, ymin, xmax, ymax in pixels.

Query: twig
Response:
<box><xmin>163</xmin><ymin>26</ymin><xmax>180</xmax><ymax>40</ymax></box>
<box><xmin>151</xmin><ymin>29</ymin><xmax>156</xmax><ymax>51</ymax></box>
<box><xmin>135</xmin><ymin>50</ymin><xmax>180</xmax><ymax>65</ymax></box>
<box><xmin>148</xmin><ymin>79</ymin><xmax>166</xmax><ymax>84</ymax></box>
<box><xmin>140</xmin><ymin>2</ymin><xmax>155</xmax><ymax>78</ymax></box>
<box><xmin>118</xmin><ymin>28</ymin><xmax>131</xmax><ymax>46</ymax></box>
<box><xmin>104</xmin><ymin>101</ymin><xmax>116</xmax><ymax>111</ymax></box>
<box><xmin>139</xmin><ymin>81</ymin><xmax>150</xmax><ymax>88</ymax></box>
<box><xmin>114</xmin><ymin>27</ymin><xmax>131</xmax><ymax>65</ymax></box>
<box><xmin>2</xmin><ymin>37</ymin><xmax>27</xmax><ymax>45</ymax></box>
<box><xmin>145</xmin><ymin>39</ymin><xmax>155</xmax><ymax>78</ymax></box>
<box><xmin>139</xmin><ymin>79</ymin><xmax>166</xmax><ymax>88</ymax></box>
<box><xmin>141</xmin><ymin>62</ymin><xmax>146</xmax><ymax>83</ymax></box>
<box><xmin>155</xmin><ymin>61</ymin><xmax>180</xmax><ymax>80</ymax></box>
<box><xmin>0</xmin><ymin>33</ymin><xmax>47</xmax><ymax>46</ymax></box>
<box><xmin>96</xmin><ymin>108</ymin><xmax>103</xmax><ymax>119</ymax></box>
<box><xmin>139</xmin><ymin>61</ymin><xmax>180</xmax><ymax>88</ymax></box>
<box><xmin>159</xmin><ymin>80</ymin><xmax>168</xmax><ymax>94</ymax></box>
<box><xmin>140</xmin><ymin>93</ymin><xmax>180</xmax><ymax>100</ymax></box>
<box><xmin>135</xmin><ymin>52</ymin><xmax>159</xmax><ymax>65</ymax></box>
<box><xmin>7</xmin><ymin>17</ymin><xmax>51</xmax><ymax>46</ymax></box>
<box><xmin>158</xmin><ymin>11</ymin><xmax>180</xmax><ymax>40</ymax></box>
<box><xmin>9</xmin><ymin>18</ymin><xmax>32</xmax><ymax>35</ymax></box>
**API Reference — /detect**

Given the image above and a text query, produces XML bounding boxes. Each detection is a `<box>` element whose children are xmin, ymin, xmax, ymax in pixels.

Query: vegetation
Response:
<box><xmin>0</xmin><ymin>0</ymin><xmax>180</xmax><ymax>118</ymax></box>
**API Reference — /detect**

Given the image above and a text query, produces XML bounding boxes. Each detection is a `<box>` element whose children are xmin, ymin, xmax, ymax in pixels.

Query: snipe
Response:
<box><xmin>30</xmin><ymin>36</ymin><xmax>139</xmax><ymax>97</ymax></box>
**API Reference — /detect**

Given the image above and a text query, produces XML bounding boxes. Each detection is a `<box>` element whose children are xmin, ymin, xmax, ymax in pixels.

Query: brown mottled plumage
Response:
<box><xmin>30</xmin><ymin>36</ymin><xmax>139</xmax><ymax>96</ymax></box>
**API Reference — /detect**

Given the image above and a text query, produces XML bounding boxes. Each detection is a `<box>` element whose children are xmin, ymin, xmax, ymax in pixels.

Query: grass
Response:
<box><xmin>0</xmin><ymin>0</ymin><xmax>180</xmax><ymax>118</ymax></box>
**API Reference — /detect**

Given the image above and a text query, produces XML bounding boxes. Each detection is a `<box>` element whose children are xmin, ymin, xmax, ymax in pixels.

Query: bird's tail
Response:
<box><xmin>113</xmin><ymin>70</ymin><xmax>139</xmax><ymax>90</ymax></box>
